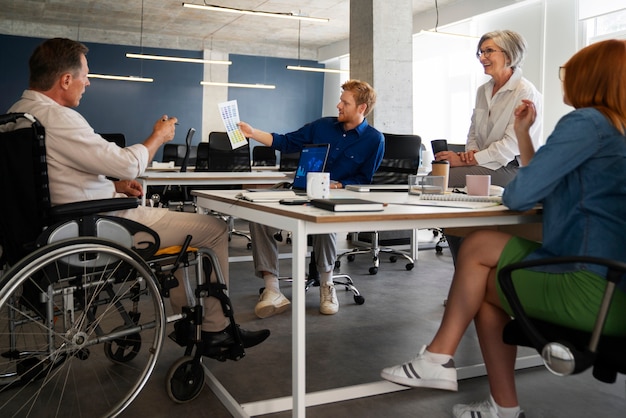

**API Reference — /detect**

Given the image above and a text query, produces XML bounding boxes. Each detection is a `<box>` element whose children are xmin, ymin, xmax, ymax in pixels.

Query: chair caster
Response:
<box><xmin>435</xmin><ymin>245</ymin><xmax>443</xmax><ymax>253</ymax></box>
<box><xmin>347</xmin><ymin>254</ymin><xmax>355</xmax><ymax>262</ymax></box>
<box><xmin>389</xmin><ymin>255</ymin><xmax>397</xmax><ymax>263</ymax></box>
<box><xmin>354</xmin><ymin>294</ymin><xmax>365</xmax><ymax>305</ymax></box>
<box><xmin>369</xmin><ymin>266</ymin><xmax>378</xmax><ymax>275</ymax></box>
<box><xmin>405</xmin><ymin>263</ymin><xmax>414</xmax><ymax>271</ymax></box>
<box><xmin>247</xmin><ymin>242</ymin><xmax>252</xmax><ymax>250</ymax></box>
<box><xmin>334</xmin><ymin>260</ymin><xmax>341</xmax><ymax>269</ymax></box>
<box><xmin>166</xmin><ymin>356</ymin><xmax>205</xmax><ymax>403</ymax></box>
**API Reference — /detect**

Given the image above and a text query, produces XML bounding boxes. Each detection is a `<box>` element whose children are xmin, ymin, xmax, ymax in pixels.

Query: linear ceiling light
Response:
<box><xmin>200</xmin><ymin>81</ymin><xmax>276</xmax><ymax>89</ymax></box>
<box><xmin>286</xmin><ymin>65</ymin><xmax>348</xmax><ymax>74</ymax></box>
<box><xmin>418</xmin><ymin>30</ymin><xmax>479</xmax><ymax>40</ymax></box>
<box><xmin>126</xmin><ymin>53</ymin><xmax>232</xmax><ymax>65</ymax></box>
<box><xmin>182</xmin><ymin>3</ymin><xmax>329</xmax><ymax>23</ymax></box>
<box><xmin>88</xmin><ymin>74</ymin><xmax>154</xmax><ymax>82</ymax></box>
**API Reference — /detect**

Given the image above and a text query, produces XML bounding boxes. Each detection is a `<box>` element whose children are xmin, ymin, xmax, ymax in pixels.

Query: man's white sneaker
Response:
<box><xmin>319</xmin><ymin>283</ymin><xmax>339</xmax><ymax>315</ymax></box>
<box><xmin>453</xmin><ymin>398</ymin><xmax>526</xmax><ymax>418</ymax></box>
<box><xmin>380</xmin><ymin>345</ymin><xmax>458</xmax><ymax>391</ymax></box>
<box><xmin>254</xmin><ymin>289</ymin><xmax>290</xmax><ymax>318</ymax></box>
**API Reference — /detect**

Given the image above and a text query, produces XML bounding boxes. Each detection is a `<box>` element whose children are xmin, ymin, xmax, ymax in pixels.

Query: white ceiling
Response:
<box><xmin>0</xmin><ymin>0</ymin><xmax>454</xmax><ymax>59</ymax></box>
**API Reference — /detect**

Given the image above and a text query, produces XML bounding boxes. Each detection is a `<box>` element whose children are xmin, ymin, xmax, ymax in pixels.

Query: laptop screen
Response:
<box><xmin>291</xmin><ymin>143</ymin><xmax>330</xmax><ymax>190</ymax></box>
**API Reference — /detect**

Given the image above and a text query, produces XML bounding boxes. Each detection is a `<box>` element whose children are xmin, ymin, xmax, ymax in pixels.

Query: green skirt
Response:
<box><xmin>496</xmin><ymin>237</ymin><xmax>626</xmax><ymax>337</ymax></box>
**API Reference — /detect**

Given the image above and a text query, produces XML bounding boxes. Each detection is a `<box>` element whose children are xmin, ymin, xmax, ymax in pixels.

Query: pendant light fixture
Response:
<box><xmin>286</xmin><ymin>20</ymin><xmax>348</xmax><ymax>75</ymax></box>
<box><xmin>182</xmin><ymin>3</ymin><xmax>329</xmax><ymax>23</ymax></box>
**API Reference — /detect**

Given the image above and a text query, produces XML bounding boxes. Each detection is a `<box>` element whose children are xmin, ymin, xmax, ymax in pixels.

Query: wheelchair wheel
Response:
<box><xmin>0</xmin><ymin>238</ymin><xmax>166</xmax><ymax>417</ymax></box>
<box><xmin>166</xmin><ymin>356</ymin><xmax>205</xmax><ymax>403</ymax></box>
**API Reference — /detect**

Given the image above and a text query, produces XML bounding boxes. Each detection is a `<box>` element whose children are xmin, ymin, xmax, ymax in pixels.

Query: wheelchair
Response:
<box><xmin>0</xmin><ymin>113</ymin><xmax>247</xmax><ymax>416</ymax></box>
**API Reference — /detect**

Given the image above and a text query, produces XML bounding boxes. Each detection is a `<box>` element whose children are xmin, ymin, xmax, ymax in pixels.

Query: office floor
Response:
<box><xmin>121</xmin><ymin>227</ymin><xmax>626</xmax><ymax>418</ymax></box>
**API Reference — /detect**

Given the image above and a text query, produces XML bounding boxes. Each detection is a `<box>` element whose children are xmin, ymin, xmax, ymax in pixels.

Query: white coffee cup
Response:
<box><xmin>466</xmin><ymin>174</ymin><xmax>491</xmax><ymax>196</ymax></box>
<box><xmin>306</xmin><ymin>172</ymin><xmax>330</xmax><ymax>199</ymax></box>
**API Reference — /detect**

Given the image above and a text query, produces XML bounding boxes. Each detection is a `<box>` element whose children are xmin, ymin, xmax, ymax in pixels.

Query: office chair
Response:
<box><xmin>278</xmin><ymin>150</ymin><xmax>301</xmax><ymax>172</ymax></box>
<box><xmin>196</xmin><ymin>132</ymin><xmax>252</xmax><ymax>248</ymax></box>
<box><xmin>99</xmin><ymin>132</ymin><xmax>126</xmax><ymax>148</ymax></box>
<box><xmin>157</xmin><ymin>128</ymin><xmax>197</xmax><ymax>211</ymax></box>
<box><xmin>0</xmin><ymin>113</ymin><xmax>247</xmax><ymax>414</ymax></box>
<box><xmin>499</xmin><ymin>256</ymin><xmax>626</xmax><ymax>382</ymax></box>
<box><xmin>252</xmin><ymin>145</ymin><xmax>277</xmax><ymax>167</ymax></box>
<box><xmin>336</xmin><ymin>133</ymin><xmax>421</xmax><ymax>275</ymax></box>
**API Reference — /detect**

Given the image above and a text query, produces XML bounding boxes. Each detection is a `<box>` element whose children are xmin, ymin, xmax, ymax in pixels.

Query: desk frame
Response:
<box><xmin>192</xmin><ymin>190</ymin><xmax>543</xmax><ymax>417</ymax></box>
<box><xmin>138</xmin><ymin>171</ymin><xmax>289</xmax><ymax>205</ymax></box>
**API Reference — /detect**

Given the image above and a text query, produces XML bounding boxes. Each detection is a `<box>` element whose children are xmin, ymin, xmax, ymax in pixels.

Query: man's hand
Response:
<box><xmin>115</xmin><ymin>179</ymin><xmax>143</xmax><ymax>197</ymax></box>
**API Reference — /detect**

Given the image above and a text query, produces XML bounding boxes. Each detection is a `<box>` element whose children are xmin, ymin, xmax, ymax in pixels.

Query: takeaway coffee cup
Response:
<box><xmin>306</xmin><ymin>172</ymin><xmax>330</xmax><ymax>199</ymax></box>
<box><xmin>431</xmin><ymin>160</ymin><xmax>450</xmax><ymax>191</ymax></box>
<box><xmin>466</xmin><ymin>174</ymin><xmax>491</xmax><ymax>196</ymax></box>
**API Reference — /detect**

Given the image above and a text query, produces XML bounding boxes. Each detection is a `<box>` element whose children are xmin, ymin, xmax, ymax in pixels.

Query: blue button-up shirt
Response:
<box><xmin>271</xmin><ymin>117</ymin><xmax>385</xmax><ymax>186</ymax></box>
<box><xmin>503</xmin><ymin>107</ymin><xmax>626</xmax><ymax>291</ymax></box>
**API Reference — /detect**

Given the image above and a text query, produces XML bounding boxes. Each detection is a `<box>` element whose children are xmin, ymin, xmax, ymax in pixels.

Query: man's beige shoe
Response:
<box><xmin>319</xmin><ymin>283</ymin><xmax>339</xmax><ymax>315</ymax></box>
<box><xmin>255</xmin><ymin>289</ymin><xmax>291</xmax><ymax>318</ymax></box>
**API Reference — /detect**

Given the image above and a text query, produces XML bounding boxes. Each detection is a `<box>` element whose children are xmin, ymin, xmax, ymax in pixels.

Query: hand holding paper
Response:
<box><xmin>218</xmin><ymin>100</ymin><xmax>248</xmax><ymax>149</ymax></box>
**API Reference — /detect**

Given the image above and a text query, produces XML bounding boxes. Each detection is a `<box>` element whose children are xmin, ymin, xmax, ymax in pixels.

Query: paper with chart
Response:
<box><xmin>218</xmin><ymin>100</ymin><xmax>248</xmax><ymax>149</ymax></box>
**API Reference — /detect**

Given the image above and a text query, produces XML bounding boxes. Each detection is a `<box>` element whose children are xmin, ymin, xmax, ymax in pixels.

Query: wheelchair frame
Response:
<box><xmin>0</xmin><ymin>113</ymin><xmax>245</xmax><ymax>416</ymax></box>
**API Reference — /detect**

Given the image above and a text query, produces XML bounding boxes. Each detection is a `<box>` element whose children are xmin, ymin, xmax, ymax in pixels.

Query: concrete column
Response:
<box><xmin>350</xmin><ymin>0</ymin><xmax>413</xmax><ymax>134</ymax></box>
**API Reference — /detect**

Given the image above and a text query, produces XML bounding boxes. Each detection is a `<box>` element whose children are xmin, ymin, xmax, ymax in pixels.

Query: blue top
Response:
<box><xmin>503</xmin><ymin>107</ymin><xmax>626</xmax><ymax>290</ymax></box>
<box><xmin>271</xmin><ymin>117</ymin><xmax>385</xmax><ymax>186</ymax></box>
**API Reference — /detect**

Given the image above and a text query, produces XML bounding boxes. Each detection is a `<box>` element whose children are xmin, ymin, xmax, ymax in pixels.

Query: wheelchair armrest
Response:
<box><xmin>498</xmin><ymin>255</ymin><xmax>626</xmax><ymax>354</ymax></box>
<box><xmin>50</xmin><ymin>197</ymin><xmax>140</xmax><ymax>220</ymax></box>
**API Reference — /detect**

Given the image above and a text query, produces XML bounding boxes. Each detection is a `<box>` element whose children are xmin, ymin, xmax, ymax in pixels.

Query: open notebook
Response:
<box><xmin>238</xmin><ymin>143</ymin><xmax>330</xmax><ymax>202</ymax></box>
<box><xmin>409</xmin><ymin>193</ymin><xmax>502</xmax><ymax>209</ymax></box>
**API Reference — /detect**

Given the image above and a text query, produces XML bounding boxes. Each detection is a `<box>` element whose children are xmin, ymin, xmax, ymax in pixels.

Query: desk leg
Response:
<box><xmin>140</xmin><ymin>179</ymin><xmax>147</xmax><ymax>206</ymax></box>
<box><xmin>292</xmin><ymin>222</ymin><xmax>307</xmax><ymax>417</ymax></box>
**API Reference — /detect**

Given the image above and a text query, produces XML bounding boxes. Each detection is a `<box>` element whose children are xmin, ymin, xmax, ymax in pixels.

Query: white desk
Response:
<box><xmin>137</xmin><ymin>171</ymin><xmax>290</xmax><ymax>205</ymax></box>
<box><xmin>192</xmin><ymin>189</ymin><xmax>543</xmax><ymax>418</ymax></box>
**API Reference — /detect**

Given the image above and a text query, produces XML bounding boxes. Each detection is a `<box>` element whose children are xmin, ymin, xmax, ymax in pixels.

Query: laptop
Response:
<box><xmin>239</xmin><ymin>143</ymin><xmax>330</xmax><ymax>202</ymax></box>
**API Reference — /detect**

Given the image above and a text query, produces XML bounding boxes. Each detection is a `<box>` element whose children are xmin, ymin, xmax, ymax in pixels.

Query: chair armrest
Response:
<box><xmin>50</xmin><ymin>197</ymin><xmax>139</xmax><ymax>220</ymax></box>
<box><xmin>499</xmin><ymin>256</ymin><xmax>626</xmax><ymax>354</ymax></box>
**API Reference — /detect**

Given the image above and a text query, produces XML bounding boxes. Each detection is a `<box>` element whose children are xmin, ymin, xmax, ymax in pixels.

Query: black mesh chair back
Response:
<box><xmin>252</xmin><ymin>145</ymin><xmax>277</xmax><ymax>167</ymax></box>
<box><xmin>0</xmin><ymin>113</ymin><xmax>50</xmax><ymax>265</ymax></box>
<box><xmin>373</xmin><ymin>133</ymin><xmax>422</xmax><ymax>184</ymax></box>
<box><xmin>196</xmin><ymin>132</ymin><xmax>251</xmax><ymax>172</ymax></box>
<box><xmin>278</xmin><ymin>151</ymin><xmax>301</xmax><ymax>172</ymax></box>
<box><xmin>100</xmin><ymin>133</ymin><xmax>126</xmax><ymax>148</ymax></box>
<box><xmin>162</xmin><ymin>143</ymin><xmax>186</xmax><ymax>165</ymax></box>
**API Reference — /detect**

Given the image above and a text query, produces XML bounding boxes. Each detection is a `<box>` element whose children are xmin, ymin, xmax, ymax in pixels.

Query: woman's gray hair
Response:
<box><xmin>477</xmin><ymin>30</ymin><xmax>527</xmax><ymax>69</ymax></box>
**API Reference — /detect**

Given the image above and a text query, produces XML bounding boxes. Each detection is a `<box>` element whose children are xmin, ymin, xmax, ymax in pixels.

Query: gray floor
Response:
<box><xmin>121</xmin><ymin>227</ymin><xmax>626</xmax><ymax>418</ymax></box>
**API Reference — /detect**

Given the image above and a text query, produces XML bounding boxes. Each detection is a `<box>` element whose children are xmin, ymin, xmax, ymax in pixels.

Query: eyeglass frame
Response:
<box><xmin>476</xmin><ymin>48</ymin><xmax>505</xmax><ymax>59</ymax></box>
<box><xmin>559</xmin><ymin>66</ymin><xmax>566</xmax><ymax>81</ymax></box>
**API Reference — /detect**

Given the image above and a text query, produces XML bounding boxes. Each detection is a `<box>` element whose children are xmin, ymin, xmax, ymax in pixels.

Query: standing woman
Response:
<box><xmin>435</xmin><ymin>30</ymin><xmax>543</xmax><ymax>187</ymax></box>
<box><xmin>381</xmin><ymin>39</ymin><xmax>626</xmax><ymax>418</ymax></box>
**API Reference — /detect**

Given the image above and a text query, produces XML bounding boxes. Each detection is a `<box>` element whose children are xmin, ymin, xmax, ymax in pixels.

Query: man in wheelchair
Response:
<box><xmin>6</xmin><ymin>37</ymin><xmax>269</xmax><ymax>359</ymax></box>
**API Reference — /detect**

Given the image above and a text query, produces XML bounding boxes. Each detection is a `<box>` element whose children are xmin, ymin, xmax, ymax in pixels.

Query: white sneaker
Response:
<box><xmin>254</xmin><ymin>289</ymin><xmax>290</xmax><ymax>318</ymax></box>
<box><xmin>319</xmin><ymin>283</ymin><xmax>339</xmax><ymax>315</ymax></box>
<box><xmin>453</xmin><ymin>398</ymin><xmax>525</xmax><ymax>418</ymax></box>
<box><xmin>380</xmin><ymin>345</ymin><xmax>458</xmax><ymax>391</ymax></box>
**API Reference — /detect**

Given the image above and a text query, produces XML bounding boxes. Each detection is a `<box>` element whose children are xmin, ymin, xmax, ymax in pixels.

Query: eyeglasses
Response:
<box><xmin>476</xmin><ymin>48</ymin><xmax>504</xmax><ymax>59</ymax></box>
<box><xmin>559</xmin><ymin>66</ymin><xmax>566</xmax><ymax>81</ymax></box>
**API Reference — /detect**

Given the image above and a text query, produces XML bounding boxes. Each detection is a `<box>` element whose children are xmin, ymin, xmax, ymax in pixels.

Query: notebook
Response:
<box><xmin>346</xmin><ymin>184</ymin><xmax>409</xmax><ymax>192</ymax></box>
<box><xmin>239</xmin><ymin>143</ymin><xmax>330</xmax><ymax>202</ymax></box>
<box><xmin>411</xmin><ymin>193</ymin><xmax>502</xmax><ymax>209</ymax></box>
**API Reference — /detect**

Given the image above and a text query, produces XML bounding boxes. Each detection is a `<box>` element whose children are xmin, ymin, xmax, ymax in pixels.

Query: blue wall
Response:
<box><xmin>0</xmin><ymin>34</ymin><xmax>324</xmax><ymax>162</ymax></box>
<box><xmin>228</xmin><ymin>54</ymin><xmax>324</xmax><ymax>135</ymax></box>
<box><xmin>0</xmin><ymin>34</ymin><xmax>203</xmax><ymax>162</ymax></box>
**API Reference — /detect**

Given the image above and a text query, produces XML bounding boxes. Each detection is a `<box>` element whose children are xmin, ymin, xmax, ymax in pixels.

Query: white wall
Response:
<box><xmin>320</xmin><ymin>0</ymin><xmax>582</xmax><ymax>145</ymax></box>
